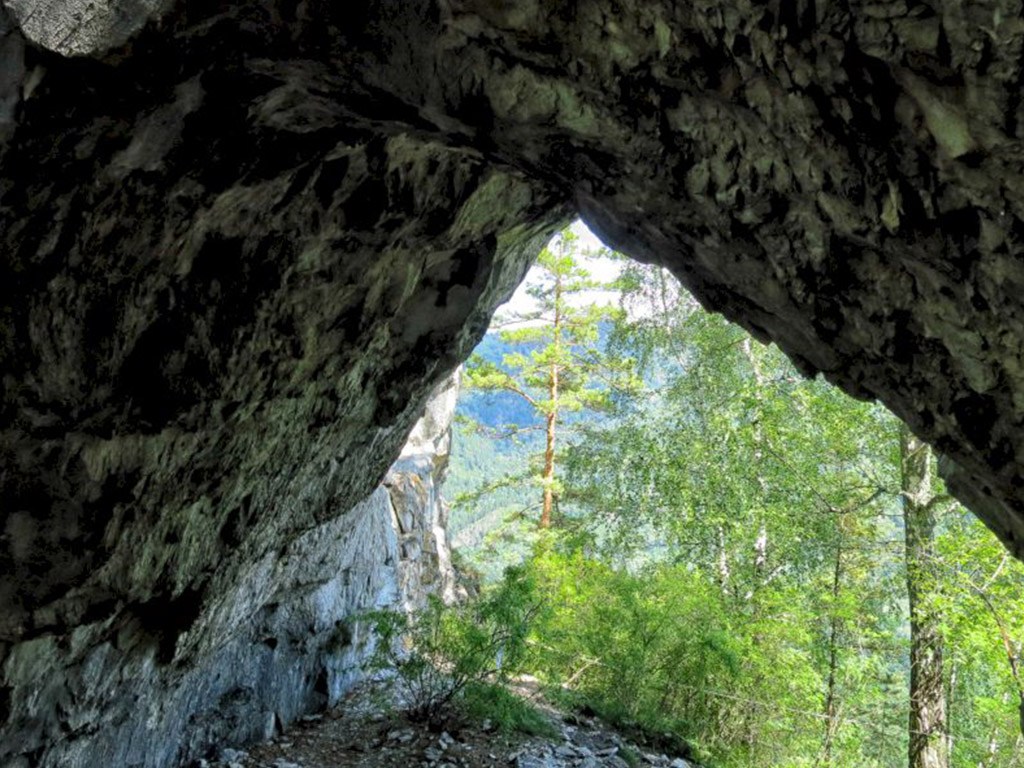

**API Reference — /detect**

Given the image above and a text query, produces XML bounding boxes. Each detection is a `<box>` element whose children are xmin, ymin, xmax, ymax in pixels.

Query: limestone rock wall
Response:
<box><xmin>0</xmin><ymin>5</ymin><xmax>570</xmax><ymax>765</ymax></box>
<box><xmin>1</xmin><ymin>373</ymin><xmax>462</xmax><ymax>768</ymax></box>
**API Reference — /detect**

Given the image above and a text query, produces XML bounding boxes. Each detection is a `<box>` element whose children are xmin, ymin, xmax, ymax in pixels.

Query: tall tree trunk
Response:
<box><xmin>822</xmin><ymin>536</ymin><xmax>844</xmax><ymax>767</ymax></box>
<box><xmin>540</xmin><ymin>270</ymin><xmax>563</xmax><ymax>529</ymax></box>
<box><xmin>901</xmin><ymin>425</ymin><xmax>949</xmax><ymax>768</ymax></box>
<box><xmin>540</xmin><ymin>362</ymin><xmax>557</xmax><ymax>529</ymax></box>
<box><xmin>944</xmin><ymin>651</ymin><xmax>956</xmax><ymax>760</ymax></box>
<box><xmin>742</xmin><ymin>338</ymin><xmax>769</xmax><ymax>589</ymax></box>
<box><xmin>716</xmin><ymin>526</ymin><xmax>731</xmax><ymax>596</ymax></box>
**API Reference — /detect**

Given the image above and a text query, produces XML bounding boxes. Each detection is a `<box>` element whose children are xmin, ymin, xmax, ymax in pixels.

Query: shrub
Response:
<box><xmin>619</xmin><ymin>744</ymin><xmax>641</xmax><ymax>768</ymax></box>
<box><xmin>364</xmin><ymin>566</ymin><xmax>542</xmax><ymax>727</ymax></box>
<box><xmin>525</xmin><ymin>546</ymin><xmax>823</xmax><ymax>767</ymax></box>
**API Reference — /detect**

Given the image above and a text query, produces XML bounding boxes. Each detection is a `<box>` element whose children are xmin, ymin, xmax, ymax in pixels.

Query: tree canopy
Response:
<box><xmin>448</xmin><ymin>235</ymin><xmax>1024</xmax><ymax>768</ymax></box>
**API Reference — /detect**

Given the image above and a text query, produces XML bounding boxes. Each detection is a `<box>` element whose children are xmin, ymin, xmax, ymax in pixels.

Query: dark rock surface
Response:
<box><xmin>4</xmin><ymin>1</ymin><xmax>1024</xmax><ymax>765</ymax></box>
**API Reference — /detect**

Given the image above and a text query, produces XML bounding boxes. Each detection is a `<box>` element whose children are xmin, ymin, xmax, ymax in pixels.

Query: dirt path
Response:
<box><xmin>197</xmin><ymin>682</ymin><xmax>698</xmax><ymax>768</ymax></box>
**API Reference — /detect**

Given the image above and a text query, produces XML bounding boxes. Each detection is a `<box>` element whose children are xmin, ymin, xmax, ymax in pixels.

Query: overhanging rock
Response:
<box><xmin>4</xmin><ymin>1</ymin><xmax>1024</xmax><ymax>765</ymax></box>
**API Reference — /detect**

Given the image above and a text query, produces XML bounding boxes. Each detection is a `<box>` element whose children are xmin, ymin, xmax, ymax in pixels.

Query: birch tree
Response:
<box><xmin>901</xmin><ymin>426</ymin><xmax>949</xmax><ymax>768</ymax></box>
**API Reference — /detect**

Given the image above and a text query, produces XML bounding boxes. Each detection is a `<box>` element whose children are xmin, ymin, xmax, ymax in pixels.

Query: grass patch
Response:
<box><xmin>460</xmin><ymin>681</ymin><xmax>557</xmax><ymax>738</ymax></box>
<box><xmin>619</xmin><ymin>744</ymin><xmax>642</xmax><ymax>768</ymax></box>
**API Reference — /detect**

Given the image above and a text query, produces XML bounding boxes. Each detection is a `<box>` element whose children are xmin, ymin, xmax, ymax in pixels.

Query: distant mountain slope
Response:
<box><xmin>456</xmin><ymin>332</ymin><xmax>541</xmax><ymax>430</ymax></box>
<box><xmin>446</xmin><ymin>331</ymin><xmax>543</xmax><ymax>571</ymax></box>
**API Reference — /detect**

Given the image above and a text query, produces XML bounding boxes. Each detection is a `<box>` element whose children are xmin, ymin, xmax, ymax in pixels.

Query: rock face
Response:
<box><xmin>1</xmin><ymin>372</ymin><xmax>462</xmax><ymax>768</ymax></box>
<box><xmin>5</xmin><ymin>0</ymin><xmax>1024</xmax><ymax>765</ymax></box>
<box><xmin>389</xmin><ymin>372</ymin><xmax>461</xmax><ymax>609</ymax></box>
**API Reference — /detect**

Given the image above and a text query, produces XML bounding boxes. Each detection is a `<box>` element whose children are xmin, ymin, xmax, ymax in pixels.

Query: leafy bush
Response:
<box><xmin>526</xmin><ymin>545</ymin><xmax>824</xmax><ymax>767</ymax></box>
<box><xmin>364</xmin><ymin>566</ymin><xmax>542</xmax><ymax>727</ymax></box>
<box><xmin>618</xmin><ymin>744</ymin><xmax>641</xmax><ymax>768</ymax></box>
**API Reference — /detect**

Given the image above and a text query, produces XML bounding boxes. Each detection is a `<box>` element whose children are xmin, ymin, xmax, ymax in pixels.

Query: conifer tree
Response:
<box><xmin>463</xmin><ymin>227</ymin><xmax>637</xmax><ymax>528</ymax></box>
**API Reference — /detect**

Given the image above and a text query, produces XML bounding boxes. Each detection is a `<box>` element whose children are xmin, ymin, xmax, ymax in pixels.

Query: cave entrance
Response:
<box><xmin>442</xmin><ymin>220</ymin><xmax>1024</xmax><ymax>767</ymax></box>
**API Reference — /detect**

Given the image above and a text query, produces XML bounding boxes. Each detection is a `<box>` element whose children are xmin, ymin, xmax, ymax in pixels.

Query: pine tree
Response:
<box><xmin>463</xmin><ymin>227</ymin><xmax>637</xmax><ymax>528</ymax></box>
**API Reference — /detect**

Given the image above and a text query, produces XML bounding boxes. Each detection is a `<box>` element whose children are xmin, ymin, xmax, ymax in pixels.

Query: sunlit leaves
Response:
<box><xmin>556</xmin><ymin>261</ymin><xmax>1024</xmax><ymax>767</ymax></box>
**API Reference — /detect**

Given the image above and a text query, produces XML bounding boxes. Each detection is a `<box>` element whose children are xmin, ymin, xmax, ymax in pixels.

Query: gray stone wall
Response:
<box><xmin>1</xmin><ymin>375</ymin><xmax>461</xmax><ymax>768</ymax></box>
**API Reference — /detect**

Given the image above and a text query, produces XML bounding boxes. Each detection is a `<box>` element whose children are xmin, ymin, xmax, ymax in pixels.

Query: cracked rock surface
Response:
<box><xmin>4</xmin><ymin>0</ymin><xmax>1024</xmax><ymax>766</ymax></box>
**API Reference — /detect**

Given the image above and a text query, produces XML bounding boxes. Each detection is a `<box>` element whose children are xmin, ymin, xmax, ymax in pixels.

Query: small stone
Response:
<box><xmin>669</xmin><ymin>760</ymin><xmax>691</xmax><ymax>768</ymax></box>
<box><xmin>514</xmin><ymin>757</ymin><xmax>552</xmax><ymax>768</ymax></box>
<box><xmin>262</xmin><ymin>711</ymin><xmax>278</xmax><ymax>740</ymax></box>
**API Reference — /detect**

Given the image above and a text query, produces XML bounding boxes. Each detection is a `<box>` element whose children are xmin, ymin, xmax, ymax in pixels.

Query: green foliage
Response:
<box><xmin>931</xmin><ymin>509</ymin><xmax>1024</xmax><ymax>767</ymax></box>
<box><xmin>363</xmin><ymin>567</ymin><xmax>542</xmax><ymax>727</ymax></box>
<box><xmin>618</xmin><ymin>744</ymin><xmax>642</xmax><ymax>768</ymax></box>
<box><xmin>449</xmin><ymin>245</ymin><xmax>1024</xmax><ymax>766</ymax></box>
<box><xmin>460</xmin><ymin>680</ymin><xmax>557</xmax><ymax>738</ymax></box>
<box><xmin>526</xmin><ymin>545</ymin><xmax>826</xmax><ymax>767</ymax></box>
<box><xmin>567</xmin><ymin>265</ymin><xmax>899</xmax><ymax>573</ymax></box>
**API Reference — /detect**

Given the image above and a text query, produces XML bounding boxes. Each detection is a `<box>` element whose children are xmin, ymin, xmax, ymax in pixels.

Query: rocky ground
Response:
<box><xmin>195</xmin><ymin>681</ymin><xmax>697</xmax><ymax>768</ymax></box>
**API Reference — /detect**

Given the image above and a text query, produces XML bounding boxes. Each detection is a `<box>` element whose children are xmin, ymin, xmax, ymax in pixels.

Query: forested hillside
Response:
<box><xmin>445</xmin><ymin>330</ymin><xmax>543</xmax><ymax>560</ymax></box>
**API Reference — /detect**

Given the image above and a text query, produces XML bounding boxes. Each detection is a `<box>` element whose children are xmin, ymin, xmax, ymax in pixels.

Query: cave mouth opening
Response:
<box><xmin>441</xmin><ymin>219</ymin><xmax>1024</xmax><ymax>767</ymax></box>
